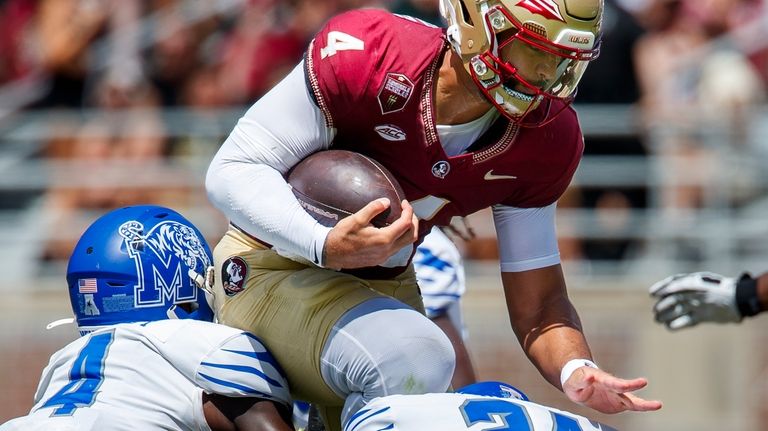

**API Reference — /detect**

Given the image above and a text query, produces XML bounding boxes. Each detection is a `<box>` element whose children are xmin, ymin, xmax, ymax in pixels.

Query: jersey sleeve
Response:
<box><xmin>136</xmin><ymin>320</ymin><xmax>291</xmax><ymax>407</ymax></box>
<box><xmin>306</xmin><ymin>10</ymin><xmax>389</xmax><ymax>128</ymax></box>
<box><xmin>195</xmin><ymin>331</ymin><xmax>291</xmax><ymax>406</ymax></box>
<box><xmin>493</xmin><ymin>203</ymin><xmax>560</xmax><ymax>272</ymax></box>
<box><xmin>206</xmin><ymin>61</ymin><xmax>333</xmax><ymax>265</ymax></box>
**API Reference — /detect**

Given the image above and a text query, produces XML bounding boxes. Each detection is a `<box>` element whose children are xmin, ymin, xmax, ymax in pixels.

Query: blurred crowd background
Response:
<box><xmin>1</xmin><ymin>0</ymin><xmax>767</xmax><ymax>278</ymax></box>
<box><xmin>1</xmin><ymin>0</ymin><xmax>767</xmax><ymax>430</ymax></box>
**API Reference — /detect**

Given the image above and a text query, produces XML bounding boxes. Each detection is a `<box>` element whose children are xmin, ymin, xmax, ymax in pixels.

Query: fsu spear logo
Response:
<box><xmin>516</xmin><ymin>0</ymin><xmax>566</xmax><ymax>22</ymax></box>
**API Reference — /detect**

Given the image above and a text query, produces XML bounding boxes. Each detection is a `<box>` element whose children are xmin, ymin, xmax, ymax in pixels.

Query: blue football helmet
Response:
<box><xmin>457</xmin><ymin>381</ymin><xmax>530</xmax><ymax>401</ymax></box>
<box><xmin>66</xmin><ymin>205</ymin><xmax>214</xmax><ymax>335</ymax></box>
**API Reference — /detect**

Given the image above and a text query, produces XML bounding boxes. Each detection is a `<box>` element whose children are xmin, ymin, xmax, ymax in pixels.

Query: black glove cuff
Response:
<box><xmin>736</xmin><ymin>273</ymin><xmax>761</xmax><ymax>317</ymax></box>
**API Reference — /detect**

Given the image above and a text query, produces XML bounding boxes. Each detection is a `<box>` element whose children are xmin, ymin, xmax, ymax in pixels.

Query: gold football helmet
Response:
<box><xmin>440</xmin><ymin>0</ymin><xmax>603</xmax><ymax>125</ymax></box>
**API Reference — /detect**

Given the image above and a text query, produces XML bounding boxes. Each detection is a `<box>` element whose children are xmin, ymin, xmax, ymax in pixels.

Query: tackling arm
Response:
<box><xmin>203</xmin><ymin>394</ymin><xmax>293</xmax><ymax>431</ymax></box>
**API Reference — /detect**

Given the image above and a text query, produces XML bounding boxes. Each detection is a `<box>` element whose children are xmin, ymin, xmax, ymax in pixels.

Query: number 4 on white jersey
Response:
<box><xmin>320</xmin><ymin>31</ymin><xmax>364</xmax><ymax>59</ymax></box>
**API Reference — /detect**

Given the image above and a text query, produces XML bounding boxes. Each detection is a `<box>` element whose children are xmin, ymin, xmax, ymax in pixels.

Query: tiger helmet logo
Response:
<box><xmin>119</xmin><ymin>219</ymin><xmax>211</xmax><ymax>307</ymax></box>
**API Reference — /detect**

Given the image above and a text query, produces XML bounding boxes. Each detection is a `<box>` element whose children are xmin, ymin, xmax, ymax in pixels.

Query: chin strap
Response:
<box><xmin>189</xmin><ymin>267</ymin><xmax>215</xmax><ymax>294</ymax></box>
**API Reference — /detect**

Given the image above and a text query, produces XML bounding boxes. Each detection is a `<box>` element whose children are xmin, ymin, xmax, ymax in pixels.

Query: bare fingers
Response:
<box><xmin>593</xmin><ymin>373</ymin><xmax>648</xmax><ymax>393</ymax></box>
<box><xmin>622</xmin><ymin>392</ymin><xmax>663</xmax><ymax>411</ymax></box>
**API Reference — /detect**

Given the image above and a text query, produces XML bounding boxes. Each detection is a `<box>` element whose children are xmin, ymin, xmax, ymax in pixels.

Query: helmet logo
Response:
<box><xmin>431</xmin><ymin>161</ymin><xmax>451</xmax><ymax>179</ymax></box>
<box><xmin>83</xmin><ymin>294</ymin><xmax>101</xmax><ymax>316</ymax></box>
<box><xmin>515</xmin><ymin>0</ymin><xmax>566</xmax><ymax>22</ymax></box>
<box><xmin>377</xmin><ymin>73</ymin><xmax>414</xmax><ymax>115</ymax></box>
<box><xmin>120</xmin><ymin>220</ymin><xmax>211</xmax><ymax>308</ymax></box>
<box><xmin>222</xmin><ymin>256</ymin><xmax>248</xmax><ymax>297</ymax></box>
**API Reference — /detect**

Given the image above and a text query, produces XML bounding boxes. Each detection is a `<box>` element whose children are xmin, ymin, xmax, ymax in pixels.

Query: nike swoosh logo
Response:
<box><xmin>484</xmin><ymin>170</ymin><xmax>518</xmax><ymax>181</ymax></box>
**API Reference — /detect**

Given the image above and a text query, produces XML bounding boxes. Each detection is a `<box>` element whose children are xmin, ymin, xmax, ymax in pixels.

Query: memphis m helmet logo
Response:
<box><xmin>119</xmin><ymin>219</ymin><xmax>211</xmax><ymax>308</ymax></box>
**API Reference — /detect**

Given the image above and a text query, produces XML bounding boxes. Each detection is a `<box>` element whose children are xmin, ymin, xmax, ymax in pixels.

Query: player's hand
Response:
<box><xmin>323</xmin><ymin>198</ymin><xmax>418</xmax><ymax>269</ymax></box>
<box><xmin>649</xmin><ymin>272</ymin><xmax>741</xmax><ymax>330</ymax></box>
<box><xmin>563</xmin><ymin>367</ymin><xmax>662</xmax><ymax>414</ymax></box>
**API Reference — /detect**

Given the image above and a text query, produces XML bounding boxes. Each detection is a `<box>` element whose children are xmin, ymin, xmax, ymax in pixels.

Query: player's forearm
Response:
<box><xmin>206</xmin><ymin>146</ymin><xmax>330</xmax><ymax>265</ymax></box>
<box><xmin>501</xmin><ymin>268</ymin><xmax>592</xmax><ymax>390</ymax></box>
<box><xmin>515</xmin><ymin>298</ymin><xmax>592</xmax><ymax>389</ymax></box>
<box><xmin>206</xmin><ymin>59</ymin><xmax>339</xmax><ymax>264</ymax></box>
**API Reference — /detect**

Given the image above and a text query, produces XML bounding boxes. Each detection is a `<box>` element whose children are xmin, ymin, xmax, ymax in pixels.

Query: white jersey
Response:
<box><xmin>414</xmin><ymin>227</ymin><xmax>466</xmax><ymax>322</ymax></box>
<box><xmin>1</xmin><ymin>320</ymin><xmax>291</xmax><ymax>431</ymax></box>
<box><xmin>344</xmin><ymin>393</ymin><xmax>617</xmax><ymax>431</ymax></box>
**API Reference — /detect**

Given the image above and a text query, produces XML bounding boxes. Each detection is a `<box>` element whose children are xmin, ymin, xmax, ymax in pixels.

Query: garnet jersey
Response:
<box><xmin>345</xmin><ymin>393</ymin><xmax>618</xmax><ymax>431</ymax></box>
<box><xmin>307</xmin><ymin>10</ymin><xmax>583</xmax><ymax>232</ymax></box>
<box><xmin>0</xmin><ymin>320</ymin><xmax>290</xmax><ymax>431</ymax></box>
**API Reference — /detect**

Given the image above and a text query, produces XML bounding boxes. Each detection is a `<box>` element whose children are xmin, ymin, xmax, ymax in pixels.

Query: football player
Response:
<box><xmin>0</xmin><ymin>206</ymin><xmax>293</xmax><ymax>431</ymax></box>
<box><xmin>650</xmin><ymin>271</ymin><xmax>768</xmax><ymax>330</ymax></box>
<box><xmin>205</xmin><ymin>1</ymin><xmax>662</xmax><ymax>429</ymax></box>
<box><xmin>346</xmin><ymin>381</ymin><xmax>618</xmax><ymax>431</ymax></box>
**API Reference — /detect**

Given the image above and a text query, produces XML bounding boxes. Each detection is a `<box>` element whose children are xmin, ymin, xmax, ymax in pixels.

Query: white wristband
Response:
<box><xmin>560</xmin><ymin>358</ymin><xmax>598</xmax><ymax>387</ymax></box>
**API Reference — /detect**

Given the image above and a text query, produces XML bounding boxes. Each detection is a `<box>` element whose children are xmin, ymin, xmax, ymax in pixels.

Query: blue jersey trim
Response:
<box><xmin>198</xmin><ymin>372</ymin><xmax>280</xmax><ymax>400</ymax></box>
<box><xmin>414</xmin><ymin>250</ymin><xmax>454</xmax><ymax>271</ymax></box>
<box><xmin>422</xmin><ymin>292</ymin><xmax>461</xmax><ymax>299</ymax></box>
<box><xmin>199</xmin><ymin>361</ymin><xmax>284</xmax><ymax>388</ymax></box>
<box><xmin>225</xmin><ymin>332</ymin><xmax>288</xmax><ymax>376</ymax></box>
<box><xmin>345</xmin><ymin>406</ymin><xmax>391</xmax><ymax>431</ymax></box>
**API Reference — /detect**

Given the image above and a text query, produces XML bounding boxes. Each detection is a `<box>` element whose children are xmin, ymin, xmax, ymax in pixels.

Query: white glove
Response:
<box><xmin>649</xmin><ymin>272</ymin><xmax>741</xmax><ymax>330</ymax></box>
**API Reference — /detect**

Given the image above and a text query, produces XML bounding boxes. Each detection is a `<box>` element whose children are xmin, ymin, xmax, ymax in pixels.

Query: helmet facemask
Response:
<box><xmin>441</xmin><ymin>0</ymin><xmax>602</xmax><ymax>126</ymax></box>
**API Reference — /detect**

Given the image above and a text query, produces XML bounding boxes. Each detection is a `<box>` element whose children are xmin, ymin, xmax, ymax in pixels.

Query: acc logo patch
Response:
<box><xmin>378</xmin><ymin>73</ymin><xmax>414</xmax><ymax>115</ymax></box>
<box><xmin>375</xmin><ymin>124</ymin><xmax>407</xmax><ymax>141</ymax></box>
<box><xmin>431</xmin><ymin>161</ymin><xmax>450</xmax><ymax>179</ymax></box>
<box><xmin>221</xmin><ymin>256</ymin><xmax>248</xmax><ymax>297</ymax></box>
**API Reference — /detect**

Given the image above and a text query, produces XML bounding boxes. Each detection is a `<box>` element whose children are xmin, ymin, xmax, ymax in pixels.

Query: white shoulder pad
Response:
<box><xmin>196</xmin><ymin>331</ymin><xmax>291</xmax><ymax>407</ymax></box>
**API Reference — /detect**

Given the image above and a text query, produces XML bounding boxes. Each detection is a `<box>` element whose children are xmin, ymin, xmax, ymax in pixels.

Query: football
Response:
<box><xmin>287</xmin><ymin>150</ymin><xmax>405</xmax><ymax>228</ymax></box>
